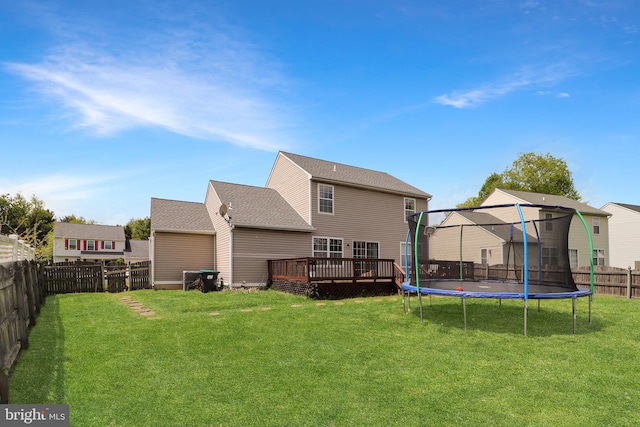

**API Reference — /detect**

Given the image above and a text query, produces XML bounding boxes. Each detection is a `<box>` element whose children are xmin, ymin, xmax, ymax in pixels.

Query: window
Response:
<box><xmin>104</xmin><ymin>241</ymin><xmax>113</xmax><ymax>250</ymax></box>
<box><xmin>569</xmin><ymin>249</ymin><xmax>578</xmax><ymax>268</ymax></box>
<box><xmin>313</xmin><ymin>237</ymin><xmax>343</xmax><ymax>259</ymax></box>
<box><xmin>400</xmin><ymin>242</ymin><xmax>412</xmax><ymax>270</ymax></box>
<box><xmin>480</xmin><ymin>248</ymin><xmax>489</xmax><ymax>265</ymax></box>
<box><xmin>593</xmin><ymin>217</ymin><xmax>600</xmax><ymax>235</ymax></box>
<box><xmin>66</xmin><ymin>239</ymin><xmax>77</xmax><ymax>250</ymax></box>
<box><xmin>593</xmin><ymin>249</ymin><xmax>605</xmax><ymax>266</ymax></box>
<box><xmin>87</xmin><ymin>240</ymin><xmax>95</xmax><ymax>251</ymax></box>
<box><xmin>542</xmin><ymin>247</ymin><xmax>559</xmax><ymax>266</ymax></box>
<box><xmin>544</xmin><ymin>213</ymin><xmax>553</xmax><ymax>232</ymax></box>
<box><xmin>404</xmin><ymin>198</ymin><xmax>416</xmax><ymax>222</ymax></box>
<box><xmin>318</xmin><ymin>184</ymin><xmax>334</xmax><ymax>214</ymax></box>
<box><xmin>353</xmin><ymin>241</ymin><xmax>379</xmax><ymax>259</ymax></box>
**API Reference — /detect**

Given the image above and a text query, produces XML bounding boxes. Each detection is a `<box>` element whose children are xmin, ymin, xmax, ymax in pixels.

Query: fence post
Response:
<box><xmin>13</xmin><ymin>262</ymin><xmax>29</xmax><ymax>351</ymax></box>
<box><xmin>627</xmin><ymin>266</ymin><xmax>632</xmax><ymax>299</ymax></box>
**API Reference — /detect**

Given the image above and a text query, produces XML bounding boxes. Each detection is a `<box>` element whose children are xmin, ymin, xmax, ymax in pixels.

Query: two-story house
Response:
<box><xmin>150</xmin><ymin>151</ymin><xmax>432</xmax><ymax>289</ymax></box>
<box><xmin>600</xmin><ymin>202</ymin><xmax>640</xmax><ymax>269</ymax></box>
<box><xmin>53</xmin><ymin>222</ymin><xmax>127</xmax><ymax>263</ymax></box>
<box><xmin>484</xmin><ymin>189</ymin><xmax>610</xmax><ymax>267</ymax></box>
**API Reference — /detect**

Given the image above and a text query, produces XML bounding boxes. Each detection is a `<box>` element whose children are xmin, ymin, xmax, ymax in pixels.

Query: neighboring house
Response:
<box><xmin>480</xmin><ymin>188</ymin><xmax>611</xmax><ymax>268</ymax></box>
<box><xmin>124</xmin><ymin>240</ymin><xmax>150</xmax><ymax>264</ymax></box>
<box><xmin>430</xmin><ymin>210</ymin><xmax>539</xmax><ymax>267</ymax></box>
<box><xmin>600</xmin><ymin>202</ymin><xmax>640</xmax><ymax>269</ymax></box>
<box><xmin>53</xmin><ymin>222</ymin><xmax>127</xmax><ymax>263</ymax></box>
<box><xmin>150</xmin><ymin>151</ymin><xmax>432</xmax><ymax>289</ymax></box>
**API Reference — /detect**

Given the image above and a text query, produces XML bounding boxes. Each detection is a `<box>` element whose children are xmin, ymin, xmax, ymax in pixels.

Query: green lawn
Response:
<box><xmin>9</xmin><ymin>290</ymin><xmax>640</xmax><ymax>426</ymax></box>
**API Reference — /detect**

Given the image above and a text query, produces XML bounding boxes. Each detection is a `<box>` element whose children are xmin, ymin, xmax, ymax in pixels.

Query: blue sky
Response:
<box><xmin>1</xmin><ymin>0</ymin><xmax>639</xmax><ymax>225</ymax></box>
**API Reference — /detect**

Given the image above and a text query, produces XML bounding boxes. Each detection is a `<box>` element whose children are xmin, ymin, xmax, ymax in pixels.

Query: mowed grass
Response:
<box><xmin>9</xmin><ymin>290</ymin><xmax>640</xmax><ymax>426</ymax></box>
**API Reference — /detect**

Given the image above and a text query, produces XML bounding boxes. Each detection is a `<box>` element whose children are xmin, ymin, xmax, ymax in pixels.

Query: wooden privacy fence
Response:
<box><xmin>43</xmin><ymin>261</ymin><xmax>151</xmax><ymax>295</ymax></box>
<box><xmin>0</xmin><ymin>260</ymin><xmax>45</xmax><ymax>403</ymax></box>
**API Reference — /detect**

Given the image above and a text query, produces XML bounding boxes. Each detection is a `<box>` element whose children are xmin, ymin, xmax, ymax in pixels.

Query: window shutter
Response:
<box><xmin>84</xmin><ymin>240</ymin><xmax>87</xmax><ymax>250</ymax></box>
<box><xmin>112</xmin><ymin>241</ymin><xmax>115</xmax><ymax>250</ymax></box>
<box><xmin>65</xmin><ymin>239</ymin><xmax>69</xmax><ymax>250</ymax></box>
<box><xmin>101</xmin><ymin>241</ymin><xmax>105</xmax><ymax>249</ymax></box>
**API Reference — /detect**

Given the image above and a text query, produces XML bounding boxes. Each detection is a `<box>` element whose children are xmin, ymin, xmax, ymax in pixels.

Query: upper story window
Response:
<box><xmin>104</xmin><ymin>241</ymin><xmax>113</xmax><ymax>250</ymax></box>
<box><xmin>65</xmin><ymin>239</ymin><xmax>78</xmax><ymax>250</ymax></box>
<box><xmin>592</xmin><ymin>217</ymin><xmax>600</xmax><ymax>235</ymax></box>
<box><xmin>87</xmin><ymin>240</ymin><xmax>96</xmax><ymax>251</ymax></box>
<box><xmin>404</xmin><ymin>198</ymin><xmax>416</xmax><ymax>222</ymax></box>
<box><xmin>318</xmin><ymin>184</ymin><xmax>334</xmax><ymax>214</ymax></box>
<box><xmin>544</xmin><ymin>213</ymin><xmax>553</xmax><ymax>232</ymax></box>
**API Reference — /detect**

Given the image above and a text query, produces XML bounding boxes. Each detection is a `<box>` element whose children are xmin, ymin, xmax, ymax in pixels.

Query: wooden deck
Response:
<box><xmin>267</xmin><ymin>257</ymin><xmax>405</xmax><ymax>299</ymax></box>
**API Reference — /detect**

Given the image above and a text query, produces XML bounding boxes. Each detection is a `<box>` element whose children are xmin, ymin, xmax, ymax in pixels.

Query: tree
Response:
<box><xmin>458</xmin><ymin>152</ymin><xmax>581</xmax><ymax>207</ymax></box>
<box><xmin>0</xmin><ymin>193</ymin><xmax>56</xmax><ymax>260</ymax></box>
<box><xmin>59</xmin><ymin>214</ymin><xmax>95</xmax><ymax>224</ymax></box>
<box><xmin>124</xmin><ymin>217</ymin><xmax>151</xmax><ymax>240</ymax></box>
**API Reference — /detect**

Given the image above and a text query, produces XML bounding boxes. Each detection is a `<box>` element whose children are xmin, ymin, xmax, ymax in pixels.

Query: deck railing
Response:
<box><xmin>268</xmin><ymin>257</ymin><xmax>398</xmax><ymax>283</ymax></box>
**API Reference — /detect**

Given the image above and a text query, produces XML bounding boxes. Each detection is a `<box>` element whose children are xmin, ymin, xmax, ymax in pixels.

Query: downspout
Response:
<box><xmin>229</xmin><ymin>225</ymin><xmax>234</xmax><ymax>287</ymax></box>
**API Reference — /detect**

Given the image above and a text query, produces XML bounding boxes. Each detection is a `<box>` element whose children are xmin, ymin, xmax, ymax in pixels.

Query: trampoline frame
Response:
<box><xmin>401</xmin><ymin>203</ymin><xmax>595</xmax><ymax>335</ymax></box>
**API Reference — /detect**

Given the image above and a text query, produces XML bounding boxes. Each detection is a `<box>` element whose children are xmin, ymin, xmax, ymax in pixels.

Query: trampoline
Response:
<box><xmin>401</xmin><ymin>203</ymin><xmax>594</xmax><ymax>335</ymax></box>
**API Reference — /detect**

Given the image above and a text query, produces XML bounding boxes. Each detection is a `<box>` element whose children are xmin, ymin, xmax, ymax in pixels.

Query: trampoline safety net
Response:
<box><xmin>406</xmin><ymin>203</ymin><xmax>580</xmax><ymax>294</ymax></box>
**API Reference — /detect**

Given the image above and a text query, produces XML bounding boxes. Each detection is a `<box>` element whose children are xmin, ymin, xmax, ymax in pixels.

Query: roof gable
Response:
<box><xmin>150</xmin><ymin>198</ymin><xmax>214</xmax><ymax>233</ymax></box>
<box><xmin>209</xmin><ymin>180</ymin><xmax>315</xmax><ymax>231</ymax></box>
<box><xmin>490</xmin><ymin>188</ymin><xmax>610</xmax><ymax>216</ymax></box>
<box><xmin>607</xmin><ymin>202</ymin><xmax>640</xmax><ymax>214</ymax></box>
<box><xmin>54</xmin><ymin>222</ymin><xmax>125</xmax><ymax>240</ymax></box>
<box><xmin>278</xmin><ymin>151</ymin><xmax>431</xmax><ymax>198</ymax></box>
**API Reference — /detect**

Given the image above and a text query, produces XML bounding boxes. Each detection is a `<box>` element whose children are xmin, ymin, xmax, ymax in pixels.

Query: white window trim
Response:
<box><xmin>352</xmin><ymin>241</ymin><xmax>380</xmax><ymax>259</ymax></box>
<box><xmin>569</xmin><ymin>249</ymin><xmax>579</xmax><ymax>269</ymax></box>
<box><xmin>317</xmin><ymin>183</ymin><xmax>335</xmax><ymax>215</ymax></box>
<box><xmin>593</xmin><ymin>248</ymin><xmax>605</xmax><ymax>266</ymax></box>
<box><xmin>592</xmin><ymin>217</ymin><xmax>600</xmax><ymax>235</ymax></box>
<box><xmin>480</xmin><ymin>248</ymin><xmax>489</xmax><ymax>265</ymax></box>
<box><xmin>312</xmin><ymin>236</ymin><xmax>343</xmax><ymax>258</ymax></box>
<box><xmin>404</xmin><ymin>197</ymin><xmax>416</xmax><ymax>223</ymax></box>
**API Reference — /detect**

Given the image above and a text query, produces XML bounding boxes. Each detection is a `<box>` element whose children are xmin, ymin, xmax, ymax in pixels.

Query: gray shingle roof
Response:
<box><xmin>279</xmin><ymin>151</ymin><xmax>431</xmax><ymax>198</ymax></box>
<box><xmin>611</xmin><ymin>202</ymin><xmax>640</xmax><ymax>213</ymax></box>
<box><xmin>150</xmin><ymin>198</ymin><xmax>214</xmax><ymax>233</ymax></box>
<box><xmin>494</xmin><ymin>189</ymin><xmax>610</xmax><ymax>216</ymax></box>
<box><xmin>54</xmin><ymin>222</ymin><xmax>125</xmax><ymax>240</ymax></box>
<box><xmin>125</xmin><ymin>240</ymin><xmax>150</xmax><ymax>258</ymax></box>
<box><xmin>455</xmin><ymin>211</ymin><xmax>535</xmax><ymax>242</ymax></box>
<box><xmin>210</xmin><ymin>180</ymin><xmax>315</xmax><ymax>231</ymax></box>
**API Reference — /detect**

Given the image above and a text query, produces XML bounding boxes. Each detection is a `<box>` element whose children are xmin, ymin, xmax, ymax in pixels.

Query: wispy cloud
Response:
<box><xmin>0</xmin><ymin>173</ymin><xmax>120</xmax><ymax>217</ymax></box>
<box><xmin>434</xmin><ymin>64</ymin><xmax>574</xmax><ymax>109</ymax></box>
<box><xmin>4</xmin><ymin>12</ymin><xmax>296</xmax><ymax>151</ymax></box>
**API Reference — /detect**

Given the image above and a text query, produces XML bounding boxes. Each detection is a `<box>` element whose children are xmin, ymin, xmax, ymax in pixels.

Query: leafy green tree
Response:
<box><xmin>59</xmin><ymin>214</ymin><xmax>95</xmax><ymax>224</ymax></box>
<box><xmin>124</xmin><ymin>217</ymin><xmax>151</xmax><ymax>240</ymax></box>
<box><xmin>458</xmin><ymin>152</ymin><xmax>581</xmax><ymax>207</ymax></box>
<box><xmin>0</xmin><ymin>193</ymin><xmax>55</xmax><ymax>261</ymax></box>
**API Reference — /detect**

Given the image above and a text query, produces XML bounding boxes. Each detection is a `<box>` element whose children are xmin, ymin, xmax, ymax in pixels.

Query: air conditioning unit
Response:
<box><xmin>182</xmin><ymin>270</ymin><xmax>201</xmax><ymax>291</ymax></box>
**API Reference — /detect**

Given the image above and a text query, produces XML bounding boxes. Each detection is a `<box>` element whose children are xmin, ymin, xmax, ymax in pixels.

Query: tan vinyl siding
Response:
<box><xmin>233</xmin><ymin>228</ymin><xmax>311</xmax><ymax>284</ymax></box>
<box><xmin>153</xmin><ymin>232</ymin><xmax>215</xmax><ymax>288</ymax></box>
<box><xmin>311</xmin><ymin>182</ymin><xmax>428</xmax><ymax>262</ymax></box>
<box><xmin>603</xmin><ymin>203</ymin><xmax>640</xmax><ymax>268</ymax></box>
<box><xmin>569</xmin><ymin>214</ymin><xmax>609</xmax><ymax>267</ymax></box>
<box><xmin>205</xmin><ymin>184</ymin><xmax>231</xmax><ymax>285</ymax></box>
<box><xmin>266</xmin><ymin>155</ymin><xmax>311</xmax><ymax>223</ymax></box>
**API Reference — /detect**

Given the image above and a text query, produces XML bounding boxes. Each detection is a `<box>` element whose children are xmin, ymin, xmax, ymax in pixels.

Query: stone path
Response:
<box><xmin>118</xmin><ymin>295</ymin><xmax>399</xmax><ymax>318</ymax></box>
<box><xmin>120</xmin><ymin>296</ymin><xmax>156</xmax><ymax>316</ymax></box>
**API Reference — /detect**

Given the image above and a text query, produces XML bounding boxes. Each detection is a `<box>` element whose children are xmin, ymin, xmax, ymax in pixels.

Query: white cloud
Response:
<box><xmin>557</xmin><ymin>92</ymin><xmax>570</xmax><ymax>98</ymax></box>
<box><xmin>5</xmin><ymin>19</ymin><xmax>296</xmax><ymax>151</ymax></box>
<box><xmin>434</xmin><ymin>64</ymin><xmax>574</xmax><ymax>109</ymax></box>
<box><xmin>0</xmin><ymin>173</ymin><xmax>120</xmax><ymax>220</ymax></box>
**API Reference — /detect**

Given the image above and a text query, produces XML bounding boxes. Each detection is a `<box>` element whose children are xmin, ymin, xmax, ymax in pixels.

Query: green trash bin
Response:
<box><xmin>200</xmin><ymin>270</ymin><xmax>219</xmax><ymax>293</ymax></box>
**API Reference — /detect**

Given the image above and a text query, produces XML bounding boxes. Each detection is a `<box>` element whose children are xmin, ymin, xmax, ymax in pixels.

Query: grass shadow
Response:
<box><xmin>9</xmin><ymin>296</ymin><xmax>66</xmax><ymax>403</ymax></box>
<box><xmin>405</xmin><ymin>296</ymin><xmax>605</xmax><ymax>337</ymax></box>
